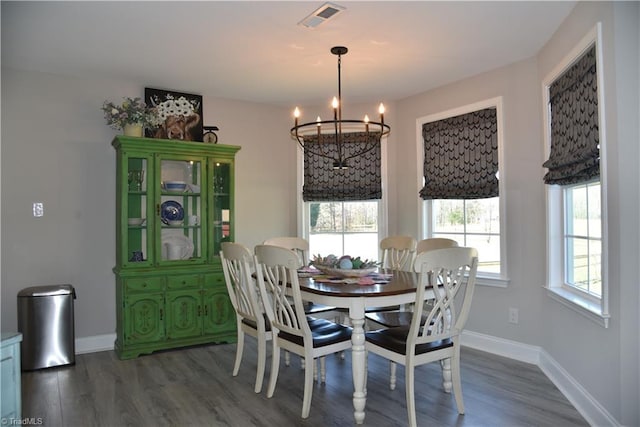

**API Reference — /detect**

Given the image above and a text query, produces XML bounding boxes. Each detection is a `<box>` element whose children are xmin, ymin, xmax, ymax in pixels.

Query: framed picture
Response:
<box><xmin>145</xmin><ymin>88</ymin><xmax>203</xmax><ymax>142</ymax></box>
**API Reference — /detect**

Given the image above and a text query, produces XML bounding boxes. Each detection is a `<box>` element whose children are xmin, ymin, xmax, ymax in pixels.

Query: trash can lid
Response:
<box><xmin>18</xmin><ymin>284</ymin><xmax>74</xmax><ymax>297</ymax></box>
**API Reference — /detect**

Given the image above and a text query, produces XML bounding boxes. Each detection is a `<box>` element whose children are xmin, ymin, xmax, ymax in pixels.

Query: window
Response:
<box><xmin>417</xmin><ymin>98</ymin><xmax>507</xmax><ymax>286</ymax></box>
<box><xmin>298</xmin><ymin>137</ymin><xmax>388</xmax><ymax>260</ymax></box>
<box><xmin>564</xmin><ymin>181</ymin><xmax>602</xmax><ymax>298</ymax></box>
<box><xmin>306</xmin><ymin>201</ymin><xmax>380</xmax><ymax>261</ymax></box>
<box><xmin>431</xmin><ymin>198</ymin><xmax>500</xmax><ymax>274</ymax></box>
<box><xmin>542</xmin><ymin>24</ymin><xmax>609</xmax><ymax>327</ymax></box>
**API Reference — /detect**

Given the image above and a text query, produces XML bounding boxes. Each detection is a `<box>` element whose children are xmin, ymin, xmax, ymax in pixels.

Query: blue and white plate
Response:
<box><xmin>161</xmin><ymin>201</ymin><xmax>184</xmax><ymax>224</ymax></box>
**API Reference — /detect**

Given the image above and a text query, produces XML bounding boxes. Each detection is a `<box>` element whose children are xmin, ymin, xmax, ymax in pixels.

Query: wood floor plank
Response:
<box><xmin>21</xmin><ymin>340</ymin><xmax>588</xmax><ymax>426</ymax></box>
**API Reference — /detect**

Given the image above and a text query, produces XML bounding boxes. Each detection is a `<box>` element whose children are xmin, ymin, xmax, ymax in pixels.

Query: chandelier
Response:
<box><xmin>291</xmin><ymin>46</ymin><xmax>391</xmax><ymax>169</ymax></box>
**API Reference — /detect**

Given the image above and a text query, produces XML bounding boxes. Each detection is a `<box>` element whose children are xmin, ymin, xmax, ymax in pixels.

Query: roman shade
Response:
<box><xmin>302</xmin><ymin>132</ymin><xmax>382</xmax><ymax>201</ymax></box>
<box><xmin>419</xmin><ymin>108</ymin><xmax>498</xmax><ymax>200</ymax></box>
<box><xmin>543</xmin><ymin>45</ymin><xmax>599</xmax><ymax>185</ymax></box>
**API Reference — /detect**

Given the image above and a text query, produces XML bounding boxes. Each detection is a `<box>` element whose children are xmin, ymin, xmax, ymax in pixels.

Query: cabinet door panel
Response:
<box><xmin>121</xmin><ymin>154</ymin><xmax>154</xmax><ymax>267</ymax></box>
<box><xmin>124</xmin><ymin>294</ymin><xmax>165</xmax><ymax>344</ymax></box>
<box><xmin>211</xmin><ymin>160</ymin><xmax>234</xmax><ymax>257</ymax></box>
<box><xmin>166</xmin><ymin>290</ymin><xmax>201</xmax><ymax>339</ymax></box>
<box><xmin>202</xmin><ymin>289</ymin><xmax>235</xmax><ymax>335</ymax></box>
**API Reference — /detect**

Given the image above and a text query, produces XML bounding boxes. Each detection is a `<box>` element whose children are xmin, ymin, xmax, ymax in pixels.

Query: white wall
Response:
<box><xmin>0</xmin><ymin>68</ymin><xmax>294</xmax><ymax>338</ymax></box>
<box><xmin>394</xmin><ymin>2</ymin><xmax>638</xmax><ymax>424</ymax></box>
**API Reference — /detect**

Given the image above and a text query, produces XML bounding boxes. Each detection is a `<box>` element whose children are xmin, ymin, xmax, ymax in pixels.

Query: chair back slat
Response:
<box><xmin>255</xmin><ymin>245</ymin><xmax>310</xmax><ymax>340</ymax></box>
<box><xmin>380</xmin><ymin>236</ymin><xmax>417</xmax><ymax>271</ymax></box>
<box><xmin>409</xmin><ymin>247</ymin><xmax>478</xmax><ymax>348</ymax></box>
<box><xmin>220</xmin><ymin>242</ymin><xmax>262</xmax><ymax>323</ymax></box>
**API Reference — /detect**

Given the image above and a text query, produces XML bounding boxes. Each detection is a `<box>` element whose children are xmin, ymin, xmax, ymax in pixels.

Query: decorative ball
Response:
<box><xmin>338</xmin><ymin>256</ymin><xmax>353</xmax><ymax>270</ymax></box>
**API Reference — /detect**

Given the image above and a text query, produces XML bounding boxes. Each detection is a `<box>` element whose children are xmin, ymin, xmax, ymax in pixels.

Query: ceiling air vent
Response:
<box><xmin>298</xmin><ymin>2</ymin><xmax>346</xmax><ymax>29</ymax></box>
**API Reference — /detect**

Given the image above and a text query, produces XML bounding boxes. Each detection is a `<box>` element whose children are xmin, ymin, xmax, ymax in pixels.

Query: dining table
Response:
<box><xmin>298</xmin><ymin>269</ymin><xmax>430</xmax><ymax>425</ymax></box>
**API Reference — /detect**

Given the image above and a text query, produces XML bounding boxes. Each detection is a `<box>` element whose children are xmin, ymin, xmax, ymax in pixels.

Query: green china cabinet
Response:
<box><xmin>112</xmin><ymin>136</ymin><xmax>240</xmax><ymax>359</ymax></box>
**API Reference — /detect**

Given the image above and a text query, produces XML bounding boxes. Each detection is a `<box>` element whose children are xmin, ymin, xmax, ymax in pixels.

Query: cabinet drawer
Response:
<box><xmin>204</xmin><ymin>273</ymin><xmax>225</xmax><ymax>289</ymax></box>
<box><xmin>125</xmin><ymin>277</ymin><xmax>164</xmax><ymax>293</ymax></box>
<box><xmin>167</xmin><ymin>274</ymin><xmax>201</xmax><ymax>290</ymax></box>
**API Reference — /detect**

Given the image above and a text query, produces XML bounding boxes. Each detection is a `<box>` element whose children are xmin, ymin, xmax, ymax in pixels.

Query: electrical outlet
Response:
<box><xmin>33</xmin><ymin>202</ymin><xmax>44</xmax><ymax>217</ymax></box>
<box><xmin>508</xmin><ymin>307</ymin><xmax>519</xmax><ymax>324</ymax></box>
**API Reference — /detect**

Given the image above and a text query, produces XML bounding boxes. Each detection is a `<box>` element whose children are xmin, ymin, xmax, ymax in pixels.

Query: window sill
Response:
<box><xmin>476</xmin><ymin>274</ymin><xmax>509</xmax><ymax>288</ymax></box>
<box><xmin>545</xmin><ymin>287</ymin><xmax>609</xmax><ymax>328</ymax></box>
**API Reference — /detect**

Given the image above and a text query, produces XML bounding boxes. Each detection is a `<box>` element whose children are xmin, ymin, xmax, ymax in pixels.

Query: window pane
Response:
<box><xmin>309</xmin><ymin>233</ymin><xmax>343</xmax><ymax>258</ymax></box>
<box><xmin>466</xmin><ymin>234</ymin><xmax>500</xmax><ymax>274</ymax></box>
<box><xmin>344</xmin><ymin>233</ymin><xmax>379</xmax><ymax>261</ymax></box>
<box><xmin>588</xmin><ymin>183</ymin><xmax>601</xmax><ymax>238</ymax></box>
<box><xmin>344</xmin><ymin>202</ymin><xmax>378</xmax><ymax>232</ymax></box>
<box><xmin>566</xmin><ymin>237</ymin><xmax>589</xmax><ymax>292</ymax></box>
<box><xmin>589</xmin><ymin>238</ymin><xmax>602</xmax><ymax>297</ymax></box>
<box><xmin>564</xmin><ymin>181</ymin><xmax>602</xmax><ymax>297</ymax></box>
<box><xmin>311</xmin><ymin>202</ymin><xmax>343</xmax><ymax>233</ymax></box>
<box><xmin>464</xmin><ymin>198</ymin><xmax>500</xmax><ymax>234</ymax></box>
<box><xmin>433</xmin><ymin>200</ymin><xmax>465</xmax><ymax>233</ymax></box>
<box><xmin>309</xmin><ymin>201</ymin><xmax>379</xmax><ymax>260</ymax></box>
<box><xmin>567</xmin><ymin>185</ymin><xmax>587</xmax><ymax>236</ymax></box>
<box><xmin>431</xmin><ymin>197</ymin><xmax>501</xmax><ymax>275</ymax></box>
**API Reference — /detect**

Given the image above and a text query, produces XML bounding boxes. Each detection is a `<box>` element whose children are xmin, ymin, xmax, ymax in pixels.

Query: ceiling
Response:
<box><xmin>1</xmin><ymin>1</ymin><xmax>576</xmax><ymax>107</ymax></box>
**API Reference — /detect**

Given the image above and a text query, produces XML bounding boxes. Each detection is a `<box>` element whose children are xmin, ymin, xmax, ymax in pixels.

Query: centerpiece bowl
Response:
<box><xmin>314</xmin><ymin>266</ymin><xmax>377</xmax><ymax>278</ymax></box>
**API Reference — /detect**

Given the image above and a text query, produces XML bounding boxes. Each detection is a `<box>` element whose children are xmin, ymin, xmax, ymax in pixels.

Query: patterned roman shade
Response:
<box><xmin>419</xmin><ymin>108</ymin><xmax>498</xmax><ymax>200</ymax></box>
<box><xmin>303</xmin><ymin>132</ymin><xmax>382</xmax><ymax>201</ymax></box>
<box><xmin>543</xmin><ymin>45</ymin><xmax>599</xmax><ymax>185</ymax></box>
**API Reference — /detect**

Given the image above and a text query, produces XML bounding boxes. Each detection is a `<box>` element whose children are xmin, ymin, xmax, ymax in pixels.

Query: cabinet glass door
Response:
<box><xmin>212</xmin><ymin>160</ymin><xmax>233</xmax><ymax>257</ymax></box>
<box><xmin>125</xmin><ymin>156</ymin><xmax>151</xmax><ymax>266</ymax></box>
<box><xmin>158</xmin><ymin>157</ymin><xmax>204</xmax><ymax>263</ymax></box>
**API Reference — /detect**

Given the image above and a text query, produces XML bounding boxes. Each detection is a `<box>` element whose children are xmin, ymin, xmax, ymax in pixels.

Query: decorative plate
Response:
<box><xmin>314</xmin><ymin>266</ymin><xmax>377</xmax><ymax>278</ymax></box>
<box><xmin>161</xmin><ymin>232</ymin><xmax>194</xmax><ymax>260</ymax></box>
<box><xmin>161</xmin><ymin>200</ymin><xmax>184</xmax><ymax>224</ymax></box>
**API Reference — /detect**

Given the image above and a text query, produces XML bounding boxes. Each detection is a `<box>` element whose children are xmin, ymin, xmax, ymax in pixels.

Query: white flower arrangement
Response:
<box><xmin>152</xmin><ymin>94</ymin><xmax>198</xmax><ymax>121</ymax></box>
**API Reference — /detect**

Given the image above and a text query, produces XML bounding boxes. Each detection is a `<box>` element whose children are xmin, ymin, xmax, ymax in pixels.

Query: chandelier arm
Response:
<box><xmin>291</xmin><ymin>133</ymin><xmax>343</xmax><ymax>161</ymax></box>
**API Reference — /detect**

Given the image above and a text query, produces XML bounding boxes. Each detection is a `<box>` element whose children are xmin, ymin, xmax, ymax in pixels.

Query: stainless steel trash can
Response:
<box><xmin>17</xmin><ymin>284</ymin><xmax>76</xmax><ymax>370</ymax></box>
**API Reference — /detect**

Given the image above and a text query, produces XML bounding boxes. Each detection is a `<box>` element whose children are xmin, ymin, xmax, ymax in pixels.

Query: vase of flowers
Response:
<box><xmin>102</xmin><ymin>97</ymin><xmax>158</xmax><ymax>136</ymax></box>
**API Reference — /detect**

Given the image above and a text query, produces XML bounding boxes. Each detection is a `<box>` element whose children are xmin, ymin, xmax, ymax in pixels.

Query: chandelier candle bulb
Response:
<box><xmin>294</xmin><ymin>107</ymin><xmax>300</xmax><ymax>127</ymax></box>
<box><xmin>316</xmin><ymin>116</ymin><xmax>321</xmax><ymax>137</ymax></box>
<box><xmin>364</xmin><ymin>115</ymin><xmax>370</xmax><ymax>133</ymax></box>
<box><xmin>379</xmin><ymin>103</ymin><xmax>385</xmax><ymax>126</ymax></box>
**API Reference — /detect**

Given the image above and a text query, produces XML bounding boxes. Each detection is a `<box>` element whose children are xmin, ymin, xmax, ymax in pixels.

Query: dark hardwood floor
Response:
<box><xmin>21</xmin><ymin>340</ymin><xmax>588</xmax><ymax>426</ymax></box>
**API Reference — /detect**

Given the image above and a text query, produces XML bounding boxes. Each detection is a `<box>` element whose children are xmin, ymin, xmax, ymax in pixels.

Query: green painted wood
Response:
<box><xmin>113</xmin><ymin>136</ymin><xmax>240</xmax><ymax>359</ymax></box>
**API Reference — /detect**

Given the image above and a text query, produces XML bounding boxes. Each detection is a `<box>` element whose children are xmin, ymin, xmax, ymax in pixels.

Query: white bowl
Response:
<box><xmin>128</xmin><ymin>218</ymin><xmax>145</xmax><ymax>226</ymax></box>
<box><xmin>164</xmin><ymin>181</ymin><xmax>187</xmax><ymax>192</ymax></box>
<box><xmin>167</xmin><ymin>220</ymin><xmax>183</xmax><ymax>226</ymax></box>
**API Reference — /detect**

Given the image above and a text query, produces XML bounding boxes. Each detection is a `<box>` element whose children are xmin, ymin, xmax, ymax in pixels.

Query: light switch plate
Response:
<box><xmin>33</xmin><ymin>202</ymin><xmax>44</xmax><ymax>217</ymax></box>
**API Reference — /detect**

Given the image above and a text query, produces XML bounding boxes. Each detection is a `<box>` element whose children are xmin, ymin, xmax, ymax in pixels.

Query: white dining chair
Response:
<box><xmin>380</xmin><ymin>235</ymin><xmax>417</xmax><ymax>271</ymax></box>
<box><xmin>365</xmin><ymin>247</ymin><xmax>478</xmax><ymax>427</ymax></box>
<box><xmin>263</xmin><ymin>236</ymin><xmax>338</xmax><ymax>319</ymax></box>
<box><xmin>263</xmin><ymin>236</ymin><xmax>310</xmax><ymax>266</ymax></box>
<box><xmin>254</xmin><ymin>244</ymin><xmax>352</xmax><ymax>419</ymax></box>
<box><xmin>416</xmin><ymin>237</ymin><xmax>459</xmax><ymax>255</ymax></box>
<box><xmin>220</xmin><ymin>242</ymin><xmax>272</xmax><ymax>393</ymax></box>
<box><xmin>366</xmin><ymin>237</ymin><xmax>459</xmax><ymax>329</ymax></box>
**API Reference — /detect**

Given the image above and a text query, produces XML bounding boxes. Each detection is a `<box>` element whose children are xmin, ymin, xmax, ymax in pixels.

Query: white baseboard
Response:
<box><xmin>538</xmin><ymin>349</ymin><xmax>620</xmax><ymax>427</ymax></box>
<box><xmin>75</xmin><ymin>333</ymin><xmax>115</xmax><ymax>354</ymax></box>
<box><xmin>461</xmin><ymin>330</ymin><xmax>619</xmax><ymax>427</ymax></box>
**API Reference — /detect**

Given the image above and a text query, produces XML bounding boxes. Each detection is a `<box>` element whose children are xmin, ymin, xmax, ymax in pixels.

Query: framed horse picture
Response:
<box><xmin>145</xmin><ymin>88</ymin><xmax>203</xmax><ymax>142</ymax></box>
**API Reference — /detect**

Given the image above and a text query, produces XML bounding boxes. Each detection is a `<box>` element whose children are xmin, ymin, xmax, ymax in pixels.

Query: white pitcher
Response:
<box><xmin>166</xmin><ymin>243</ymin><xmax>183</xmax><ymax>260</ymax></box>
